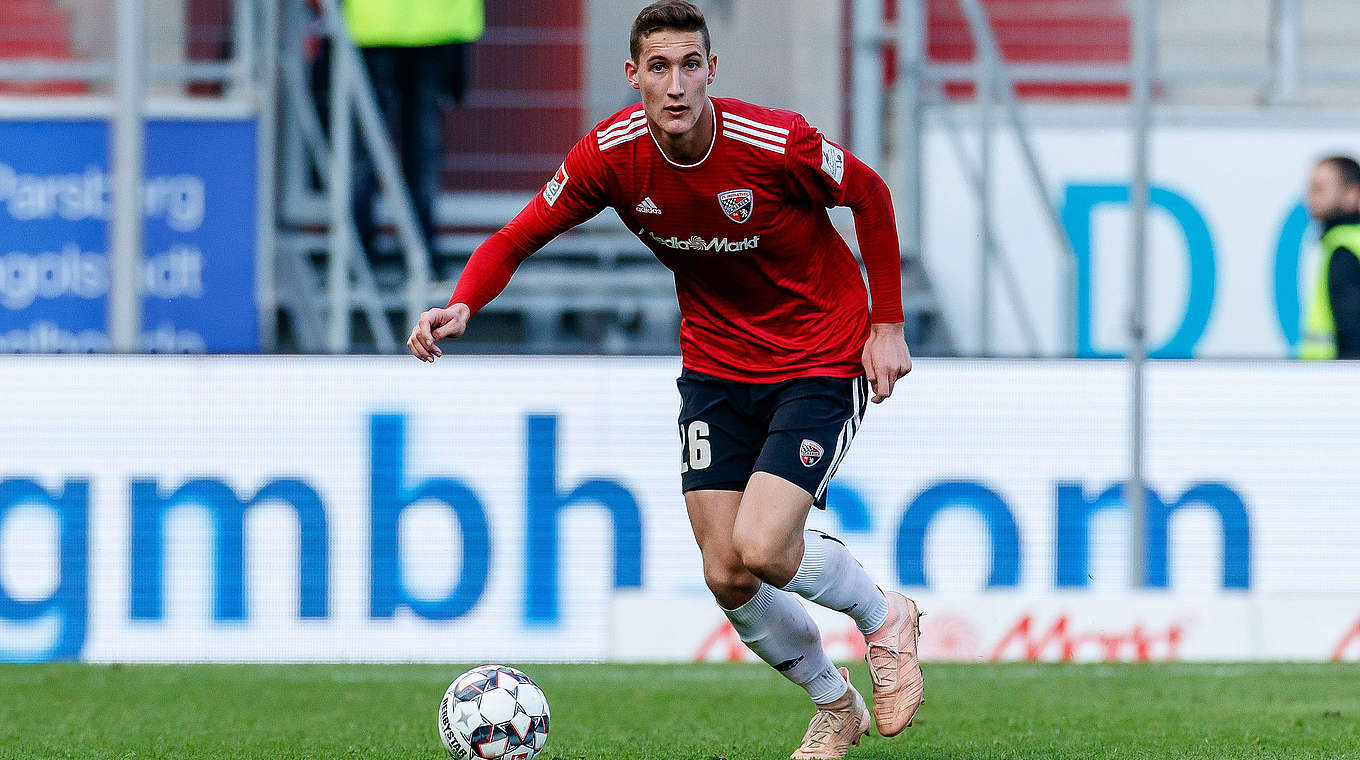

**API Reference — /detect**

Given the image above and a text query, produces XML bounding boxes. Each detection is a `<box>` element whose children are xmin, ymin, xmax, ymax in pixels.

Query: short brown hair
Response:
<box><xmin>630</xmin><ymin>1</ymin><xmax>710</xmax><ymax>61</ymax></box>
<box><xmin>1320</xmin><ymin>155</ymin><xmax>1360</xmax><ymax>189</ymax></box>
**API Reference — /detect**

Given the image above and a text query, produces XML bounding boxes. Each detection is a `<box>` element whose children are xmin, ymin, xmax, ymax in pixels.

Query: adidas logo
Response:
<box><xmin>635</xmin><ymin>196</ymin><xmax>662</xmax><ymax>214</ymax></box>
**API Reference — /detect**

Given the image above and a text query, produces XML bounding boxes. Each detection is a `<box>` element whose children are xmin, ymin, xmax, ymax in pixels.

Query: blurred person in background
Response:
<box><xmin>407</xmin><ymin>2</ymin><xmax>920</xmax><ymax>757</ymax></box>
<box><xmin>342</xmin><ymin>0</ymin><xmax>484</xmax><ymax>270</ymax></box>
<box><xmin>1301</xmin><ymin>155</ymin><xmax>1360</xmax><ymax>359</ymax></box>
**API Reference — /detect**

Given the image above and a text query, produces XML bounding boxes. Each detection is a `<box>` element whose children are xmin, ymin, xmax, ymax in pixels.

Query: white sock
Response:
<box><xmin>781</xmin><ymin>529</ymin><xmax>890</xmax><ymax>635</ymax></box>
<box><xmin>722</xmin><ymin>583</ymin><xmax>848</xmax><ymax>704</ymax></box>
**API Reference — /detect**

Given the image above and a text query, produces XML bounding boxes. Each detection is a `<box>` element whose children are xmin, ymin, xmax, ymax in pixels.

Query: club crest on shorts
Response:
<box><xmin>717</xmin><ymin>188</ymin><xmax>754</xmax><ymax>223</ymax></box>
<box><xmin>799</xmin><ymin>439</ymin><xmax>824</xmax><ymax>467</ymax></box>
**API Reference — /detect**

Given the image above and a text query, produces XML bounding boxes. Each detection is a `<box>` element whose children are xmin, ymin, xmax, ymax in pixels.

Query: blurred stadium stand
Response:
<box><xmin>926</xmin><ymin>0</ymin><xmax>1131</xmax><ymax>100</ymax></box>
<box><xmin>5</xmin><ymin>1</ymin><xmax>1360</xmax><ymax>356</ymax></box>
<box><xmin>920</xmin><ymin>0</ymin><xmax>1360</xmax><ymax>106</ymax></box>
<box><xmin>274</xmin><ymin>0</ymin><xmax>954</xmax><ymax>356</ymax></box>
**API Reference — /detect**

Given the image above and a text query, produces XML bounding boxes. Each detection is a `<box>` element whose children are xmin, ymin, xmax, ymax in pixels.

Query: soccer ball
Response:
<box><xmin>438</xmin><ymin>664</ymin><xmax>551</xmax><ymax>760</ymax></box>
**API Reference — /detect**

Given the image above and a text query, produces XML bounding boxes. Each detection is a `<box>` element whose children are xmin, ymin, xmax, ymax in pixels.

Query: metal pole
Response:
<box><xmin>279</xmin><ymin>59</ymin><xmax>399</xmax><ymax>352</ymax></box>
<box><xmin>978</xmin><ymin>47</ymin><xmax>994</xmax><ymax>355</ymax></box>
<box><xmin>851</xmin><ymin>0</ymin><xmax>883</xmax><ymax>170</ymax></box>
<box><xmin>328</xmin><ymin>27</ymin><xmax>352</xmax><ymax>352</ymax></box>
<box><xmin>232</xmin><ymin>0</ymin><xmax>257</xmax><ymax>100</ymax></box>
<box><xmin>110</xmin><ymin>0</ymin><xmax>145</xmax><ymax>353</ymax></box>
<box><xmin>256</xmin><ymin>0</ymin><xmax>281</xmax><ymax>351</ymax></box>
<box><xmin>937</xmin><ymin>106</ymin><xmax>1043</xmax><ymax>352</ymax></box>
<box><xmin>1268</xmin><ymin>0</ymin><xmax>1301</xmax><ymax>104</ymax></box>
<box><xmin>896</xmin><ymin>0</ymin><xmax>924</xmax><ymax>262</ymax></box>
<box><xmin>318</xmin><ymin>0</ymin><xmax>431</xmax><ymax>334</ymax></box>
<box><xmin>279</xmin><ymin>0</ymin><xmax>310</xmax><ymax>216</ymax></box>
<box><xmin>1128</xmin><ymin>0</ymin><xmax>1155</xmax><ymax>590</ymax></box>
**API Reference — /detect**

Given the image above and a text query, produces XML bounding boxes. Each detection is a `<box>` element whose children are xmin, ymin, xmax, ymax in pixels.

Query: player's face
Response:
<box><xmin>1307</xmin><ymin>162</ymin><xmax>1360</xmax><ymax>222</ymax></box>
<box><xmin>626</xmin><ymin>30</ymin><xmax>716</xmax><ymax>140</ymax></box>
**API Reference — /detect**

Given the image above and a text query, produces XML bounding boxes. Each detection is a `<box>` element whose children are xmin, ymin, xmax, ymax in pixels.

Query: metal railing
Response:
<box><xmin>272</xmin><ymin>0</ymin><xmax>453</xmax><ymax>352</ymax></box>
<box><xmin>0</xmin><ymin>0</ymin><xmax>259</xmax><ymax>91</ymax></box>
<box><xmin>954</xmin><ymin>0</ymin><xmax>1064</xmax><ymax>356</ymax></box>
<box><xmin>311</xmin><ymin>0</ymin><xmax>432</xmax><ymax>352</ymax></box>
<box><xmin>275</xmin><ymin>15</ymin><xmax>397</xmax><ymax>352</ymax></box>
<box><xmin>858</xmin><ymin>0</ymin><xmax>1067</xmax><ymax>357</ymax></box>
<box><xmin>852</xmin><ymin>0</ymin><xmax>1357</xmax><ymax>358</ymax></box>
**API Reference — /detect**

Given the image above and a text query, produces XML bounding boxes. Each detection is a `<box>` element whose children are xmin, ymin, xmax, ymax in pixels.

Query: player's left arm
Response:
<box><xmin>785</xmin><ymin>117</ymin><xmax>911</xmax><ymax>402</ymax></box>
<box><xmin>840</xmin><ymin>151</ymin><xmax>911</xmax><ymax>403</ymax></box>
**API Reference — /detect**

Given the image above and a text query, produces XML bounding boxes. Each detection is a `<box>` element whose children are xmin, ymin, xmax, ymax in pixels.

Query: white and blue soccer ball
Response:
<box><xmin>438</xmin><ymin>665</ymin><xmax>551</xmax><ymax>760</ymax></box>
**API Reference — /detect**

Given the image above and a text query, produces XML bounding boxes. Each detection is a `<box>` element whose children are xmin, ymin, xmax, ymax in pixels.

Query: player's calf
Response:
<box><xmin>722</xmin><ymin>583</ymin><xmax>849</xmax><ymax>706</ymax></box>
<box><xmin>781</xmin><ymin>529</ymin><xmax>890</xmax><ymax>635</ymax></box>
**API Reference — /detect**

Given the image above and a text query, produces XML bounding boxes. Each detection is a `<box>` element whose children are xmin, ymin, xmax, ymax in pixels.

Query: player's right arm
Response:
<box><xmin>408</xmin><ymin>136</ymin><xmax>611</xmax><ymax>361</ymax></box>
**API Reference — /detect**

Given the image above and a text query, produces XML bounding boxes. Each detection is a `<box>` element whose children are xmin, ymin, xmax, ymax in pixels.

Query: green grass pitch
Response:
<box><xmin>0</xmin><ymin>662</ymin><xmax>1356</xmax><ymax>759</ymax></box>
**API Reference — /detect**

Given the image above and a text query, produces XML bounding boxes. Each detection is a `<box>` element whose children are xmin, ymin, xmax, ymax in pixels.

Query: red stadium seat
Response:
<box><xmin>0</xmin><ymin>0</ymin><xmax>85</xmax><ymax>95</ymax></box>
<box><xmin>926</xmin><ymin>0</ymin><xmax>1130</xmax><ymax>100</ymax></box>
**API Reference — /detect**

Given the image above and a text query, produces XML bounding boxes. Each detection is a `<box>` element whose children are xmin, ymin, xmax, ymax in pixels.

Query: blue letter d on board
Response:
<box><xmin>1063</xmin><ymin>183</ymin><xmax>1216</xmax><ymax>358</ymax></box>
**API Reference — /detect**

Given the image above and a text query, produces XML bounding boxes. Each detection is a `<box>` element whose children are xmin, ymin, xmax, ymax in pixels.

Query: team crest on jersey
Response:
<box><xmin>799</xmin><ymin>439</ymin><xmax>824</xmax><ymax>467</ymax></box>
<box><xmin>543</xmin><ymin>163</ymin><xmax>568</xmax><ymax>207</ymax></box>
<box><xmin>717</xmin><ymin>189</ymin><xmax>754</xmax><ymax>224</ymax></box>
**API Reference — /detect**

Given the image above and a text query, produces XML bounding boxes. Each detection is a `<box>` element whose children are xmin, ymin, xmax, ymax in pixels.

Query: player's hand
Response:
<box><xmin>861</xmin><ymin>322</ymin><xmax>912</xmax><ymax>403</ymax></box>
<box><xmin>407</xmin><ymin>303</ymin><xmax>470</xmax><ymax>362</ymax></box>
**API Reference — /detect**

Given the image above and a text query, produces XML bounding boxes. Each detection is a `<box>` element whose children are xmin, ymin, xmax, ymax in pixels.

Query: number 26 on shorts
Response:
<box><xmin>679</xmin><ymin>420</ymin><xmax>711</xmax><ymax>473</ymax></box>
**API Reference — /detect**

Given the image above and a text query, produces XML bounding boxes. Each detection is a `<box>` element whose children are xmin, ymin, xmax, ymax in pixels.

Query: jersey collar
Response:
<box><xmin>1322</xmin><ymin>211</ymin><xmax>1360</xmax><ymax>233</ymax></box>
<box><xmin>648</xmin><ymin>97</ymin><xmax>716</xmax><ymax>170</ymax></box>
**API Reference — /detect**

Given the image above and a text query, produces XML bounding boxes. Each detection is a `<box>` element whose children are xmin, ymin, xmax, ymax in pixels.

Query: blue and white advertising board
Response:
<box><xmin>923</xmin><ymin>124</ymin><xmax>1360</xmax><ymax>359</ymax></box>
<box><xmin>0</xmin><ymin>119</ymin><xmax>257</xmax><ymax>353</ymax></box>
<box><xmin>0</xmin><ymin>357</ymin><xmax>1357</xmax><ymax>663</ymax></box>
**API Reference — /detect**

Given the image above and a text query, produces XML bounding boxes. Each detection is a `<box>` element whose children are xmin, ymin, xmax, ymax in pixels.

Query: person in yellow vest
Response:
<box><xmin>1300</xmin><ymin>155</ymin><xmax>1360</xmax><ymax>359</ymax></box>
<box><xmin>342</xmin><ymin>0</ymin><xmax>485</xmax><ymax>270</ymax></box>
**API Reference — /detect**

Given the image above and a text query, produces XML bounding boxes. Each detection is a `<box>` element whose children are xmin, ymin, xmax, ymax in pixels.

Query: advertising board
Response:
<box><xmin>0</xmin><ymin>120</ymin><xmax>257</xmax><ymax>353</ymax></box>
<box><xmin>923</xmin><ymin>124</ymin><xmax>1360</xmax><ymax>358</ymax></box>
<box><xmin>1</xmin><ymin>358</ymin><xmax>1356</xmax><ymax>662</ymax></box>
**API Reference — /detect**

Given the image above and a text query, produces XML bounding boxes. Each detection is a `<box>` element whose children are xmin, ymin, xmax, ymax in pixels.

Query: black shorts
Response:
<box><xmin>676</xmin><ymin>369</ymin><xmax>869</xmax><ymax>508</ymax></box>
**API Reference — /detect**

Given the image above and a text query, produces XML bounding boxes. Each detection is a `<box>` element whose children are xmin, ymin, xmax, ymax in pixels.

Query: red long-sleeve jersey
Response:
<box><xmin>449</xmin><ymin>97</ymin><xmax>903</xmax><ymax>382</ymax></box>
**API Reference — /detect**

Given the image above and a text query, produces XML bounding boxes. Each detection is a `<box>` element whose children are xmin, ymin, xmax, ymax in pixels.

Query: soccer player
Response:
<box><xmin>407</xmin><ymin>2</ymin><xmax>923</xmax><ymax>756</ymax></box>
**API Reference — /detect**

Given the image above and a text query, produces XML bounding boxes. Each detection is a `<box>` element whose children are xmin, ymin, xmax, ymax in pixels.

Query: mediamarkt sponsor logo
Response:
<box><xmin>644</xmin><ymin>229</ymin><xmax>760</xmax><ymax>253</ymax></box>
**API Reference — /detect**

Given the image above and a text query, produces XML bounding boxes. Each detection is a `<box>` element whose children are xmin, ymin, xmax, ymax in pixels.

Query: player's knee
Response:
<box><xmin>731</xmin><ymin>531</ymin><xmax>796</xmax><ymax>585</ymax></box>
<box><xmin>703</xmin><ymin>563</ymin><xmax>759</xmax><ymax>603</ymax></box>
